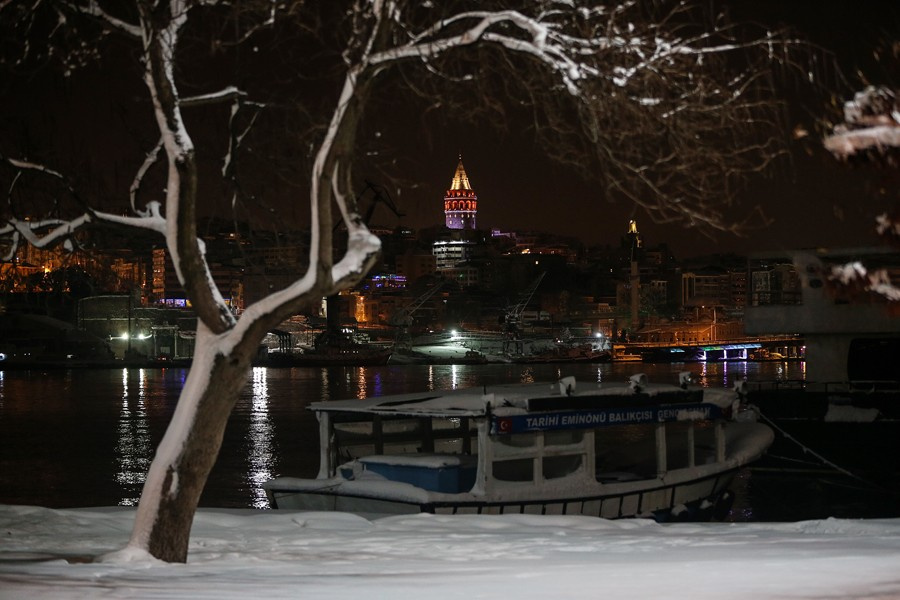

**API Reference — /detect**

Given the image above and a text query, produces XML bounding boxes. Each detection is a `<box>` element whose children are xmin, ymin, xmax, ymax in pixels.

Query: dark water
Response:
<box><xmin>0</xmin><ymin>360</ymin><xmax>892</xmax><ymax>520</ymax></box>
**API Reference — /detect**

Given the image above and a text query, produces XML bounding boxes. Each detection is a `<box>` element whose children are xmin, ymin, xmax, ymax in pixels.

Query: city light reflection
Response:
<box><xmin>450</xmin><ymin>364</ymin><xmax>459</xmax><ymax>389</ymax></box>
<box><xmin>372</xmin><ymin>371</ymin><xmax>383</xmax><ymax>397</ymax></box>
<box><xmin>116</xmin><ymin>368</ymin><xmax>149</xmax><ymax>506</ymax></box>
<box><xmin>356</xmin><ymin>367</ymin><xmax>368</xmax><ymax>399</ymax></box>
<box><xmin>520</xmin><ymin>367</ymin><xmax>535</xmax><ymax>384</ymax></box>
<box><xmin>320</xmin><ymin>367</ymin><xmax>331</xmax><ymax>402</ymax></box>
<box><xmin>247</xmin><ymin>367</ymin><xmax>275</xmax><ymax>509</ymax></box>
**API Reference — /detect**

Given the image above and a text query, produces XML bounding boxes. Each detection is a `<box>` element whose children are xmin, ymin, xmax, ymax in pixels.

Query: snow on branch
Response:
<box><xmin>130</xmin><ymin>140</ymin><xmax>163</xmax><ymax>215</ymax></box>
<box><xmin>1</xmin><ymin>152</ymin><xmax>168</xmax><ymax>261</ymax></box>
<box><xmin>351</xmin><ymin>2</ymin><xmax>799</xmax><ymax>232</ymax></box>
<box><xmin>181</xmin><ymin>87</ymin><xmax>247</xmax><ymax>107</ymax></box>
<box><xmin>829</xmin><ymin>261</ymin><xmax>900</xmax><ymax>302</ymax></box>
<box><xmin>0</xmin><ymin>216</ymin><xmax>87</xmax><ymax>260</ymax></box>
<box><xmin>0</xmin><ymin>204</ymin><xmax>167</xmax><ymax>261</ymax></box>
<box><xmin>63</xmin><ymin>0</ymin><xmax>142</xmax><ymax>37</ymax></box>
<box><xmin>4</xmin><ymin>157</ymin><xmax>67</xmax><ymax>181</ymax></box>
<box><xmin>370</xmin><ymin>9</ymin><xmax>602</xmax><ymax>95</ymax></box>
<box><xmin>824</xmin><ymin>86</ymin><xmax>900</xmax><ymax>163</ymax></box>
<box><xmin>821</xmin><ymin>86</ymin><xmax>900</xmax><ymax>303</ymax></box>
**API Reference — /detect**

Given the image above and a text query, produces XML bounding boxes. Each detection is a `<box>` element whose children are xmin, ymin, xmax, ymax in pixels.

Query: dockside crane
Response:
<box><xmin>502</xmin><ymin>272</ymin><xmax>546</xmax><ymax>354</ymax></box>
<box><xmin>390</xmin><ymin>280</ymin><xmax>445</xmax><ymax>349</ymax></box>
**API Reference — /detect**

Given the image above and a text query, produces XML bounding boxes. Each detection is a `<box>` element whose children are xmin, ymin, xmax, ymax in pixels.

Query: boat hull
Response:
<box><xmin>266</xmin><ymin>468</ymin><xmax>738</xmax><ymax>522</ymax></box>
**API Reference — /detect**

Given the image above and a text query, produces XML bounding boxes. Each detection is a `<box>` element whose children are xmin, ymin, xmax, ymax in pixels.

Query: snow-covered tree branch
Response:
<box><xmin>823</xmin><ymin>85</ymin><xmax>900</xmax><ymax>302</ymax></box>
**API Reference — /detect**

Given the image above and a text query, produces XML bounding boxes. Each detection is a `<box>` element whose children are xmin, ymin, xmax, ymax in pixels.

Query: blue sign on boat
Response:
<box><xmin>490</xmin><ymin>403</ymin><xmax>723</xmax><ymax>434</ymax></box>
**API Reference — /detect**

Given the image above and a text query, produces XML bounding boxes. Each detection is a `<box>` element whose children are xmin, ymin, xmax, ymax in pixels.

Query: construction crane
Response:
<box><xmin>502</xmin><ymin>272</ymin><xmax>546</xmax><ymax>353</ymax></box>
<box><xmin>391</xmin><ymin>280</ymin><xmax>444</xmax><ymax>349</ymax></box>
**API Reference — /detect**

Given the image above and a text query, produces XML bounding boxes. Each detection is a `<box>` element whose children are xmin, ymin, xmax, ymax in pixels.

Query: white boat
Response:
<box><xmin>264</xmin><ymin>374</ymin><xmax>774</xmax><ymax>521</ymax></box>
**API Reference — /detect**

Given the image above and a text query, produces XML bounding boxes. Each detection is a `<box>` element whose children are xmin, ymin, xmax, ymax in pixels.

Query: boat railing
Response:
<box><xmin>745</xmin><ymin>379</ymin><xmax>807</xmax><ymax>392</ymax></box>
<box><xmin>747</xmin><ymin>379</ymin><xmax>900</xmax><ymax>395</ymax></box>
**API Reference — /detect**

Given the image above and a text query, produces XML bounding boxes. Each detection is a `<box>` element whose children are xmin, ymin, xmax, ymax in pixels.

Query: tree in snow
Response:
<box><xmin>1</xmin><ymin>1</ymin><xmax>804</xmax><ymax>562</ymax></box>
<box><xmin>824</xmin><ymin>85</ymin><xmax>900</xmax><ymax>301</ymax></box>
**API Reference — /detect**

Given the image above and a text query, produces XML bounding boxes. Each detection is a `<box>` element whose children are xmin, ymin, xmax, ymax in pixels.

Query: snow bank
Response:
<box><xmin>2</xmin><ymin>505</ymin><xmax>900</xmax><ymax>599</ymax></box>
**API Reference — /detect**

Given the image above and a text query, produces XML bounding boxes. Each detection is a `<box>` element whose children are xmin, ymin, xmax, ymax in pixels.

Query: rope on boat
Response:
<box><xmin>753</xmin><ymin>408</ymin><xmax>890</xmax><ymax>493</ymax></box>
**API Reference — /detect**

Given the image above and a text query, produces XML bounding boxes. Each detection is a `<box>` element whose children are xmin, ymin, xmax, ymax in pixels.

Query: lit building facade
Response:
<box><xmin>151</xmin><ymin>247</ymin><xmax>243</xmax><ymax>309</ymax></box>
<box><xmin>443</xmin><ymin>156</ymin><xmax>477</xmax><ymax>230</ymax></box>
<box><xmin>433</xmin><ymin>239</ymin><xmax>476</xmax><ymax>270</ymax></box>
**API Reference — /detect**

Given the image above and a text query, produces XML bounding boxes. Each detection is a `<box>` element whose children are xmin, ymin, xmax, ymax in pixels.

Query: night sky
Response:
<box><xmin>1</xmin><ymin>1</ymin><xmax>898</xmax><ymax>260</ymax></box>
<box><xmin>386</xmin><ymin>1</ymin><xmax>900</xmax><ymax>258</ymax></box>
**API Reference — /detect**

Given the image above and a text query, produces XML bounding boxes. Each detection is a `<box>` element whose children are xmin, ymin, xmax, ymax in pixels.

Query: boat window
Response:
<box><xmin>594</xmin><ymin>423</ymin><xmax>656</xmax><ymax>481</ymax></box>
<box><xmin>381</xmin><ymin>418</ymin><xmax>420</xmax><ymax>434</ymax></box>
<box><xmin>495</xmin><ymin>433</ymin><xmax>536</xmax><ymax>449</ymax></box>
<box><xmin>543</xmin><ymin>454</ymin><xmax>582</xmax><ymax>479</ymax></box>
<box><xmin>665</xmin><ymin>422</ymin><xmax>692</xmax><ymax>470</ymax></box>
<box><xmin>332</xmin><ymin>414</ymin><xmax>477</xmax><ymax>460</ymax></box>
<box><xmin>692</xmin><ymin>422</ymin><xmax>718</xmax><ymax>466</ymax></box>
<box><xmin>334</xmin><ymin>421</ymin><xmax>373</xmax><ymax>437</ymax></box>
<box><xmin>432</xmin><ymin>417</ymin><xmax>466</xmax><ymax>432</ymax></box>
<box><xmin>382</xmin><ymin>441</ymin><xmax>424</xmax><ymax>454</ymax></box>
<box><xmin>434</xmin><ymin>438</ymin><xmax>478</xmax><ymax>456</ymax></box>
<box><xmin>544</xmin><ymin>430</ymin><xmax>584</xmax><ymax>447</ymax></box>
<box><xmin>492</xmin><ymin>458</ymin><xmax>534</xmax><ymax>482</ymax></box>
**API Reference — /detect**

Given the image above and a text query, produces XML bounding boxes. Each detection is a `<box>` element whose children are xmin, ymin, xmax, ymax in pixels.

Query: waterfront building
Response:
<box><xmin>151</xmin><ymin>248</ymin><xmax>243</xmax><ymax>309</ymax></box>
<box><xmin>745</xmin><ymin>247</ymin><xmax>900</xmax><ymax>382</ymax></box>
<box><xmin>433</xmin><ymin>239</ymin><xmax>477</xmax><ymax>271</ymax></box>
<box><xmin>395</xmin><ymin>250</ymin><xmax>437</xmax><ymax>283</ymax></box>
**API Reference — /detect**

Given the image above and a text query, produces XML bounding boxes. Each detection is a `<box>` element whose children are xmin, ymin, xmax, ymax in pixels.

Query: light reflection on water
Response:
<box><xmin>116</xmin><ymin>368</ymin><xmax>150</xmax><ymax>506</ymax></box>
<box><xmin>355</xmin><ymin>367</ymin><xmax>367</xmax><ymax>399</ymax></box>
<box><xmin>247</xmin><ymin>367</ymin><xmax>275</xmax><ymax>509</ymax></box>
<box><xmin>0</xmin><ymin>361</ymin><xmax>810</xmax><ymax>510</ymax></box>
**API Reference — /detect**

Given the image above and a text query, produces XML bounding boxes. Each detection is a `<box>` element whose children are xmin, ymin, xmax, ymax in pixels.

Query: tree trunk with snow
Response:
<box><xmin>131</xmin><ymin>331</ymin><xmax>253</xmax><ymax>562</ymax></box>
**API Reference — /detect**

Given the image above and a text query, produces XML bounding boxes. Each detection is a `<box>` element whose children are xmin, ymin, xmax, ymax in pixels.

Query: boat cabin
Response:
<box><xmin>311</xmin><ymin>377</ymin><xmax>734</xmax><ymax>500</ymax></box>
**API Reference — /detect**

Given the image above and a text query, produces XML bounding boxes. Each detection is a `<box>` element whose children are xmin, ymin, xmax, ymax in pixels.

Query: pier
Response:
<box><xmin>616</xmin><ymin>336</ymin><xmax>804</xmax><ymax>363</ymax></box>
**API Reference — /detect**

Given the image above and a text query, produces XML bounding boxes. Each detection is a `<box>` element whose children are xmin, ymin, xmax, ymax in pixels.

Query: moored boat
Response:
<box><xmin>264</xmin><ymin>374</ymin><xmax>774</xmax><ymax>521</ymax></box>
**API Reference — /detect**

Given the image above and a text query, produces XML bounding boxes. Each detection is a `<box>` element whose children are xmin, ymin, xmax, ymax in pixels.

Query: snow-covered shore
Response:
<box><xmin>2</xmin><ymin>505</ymin><xmax>900</xmax><ymax>599</ymax></box>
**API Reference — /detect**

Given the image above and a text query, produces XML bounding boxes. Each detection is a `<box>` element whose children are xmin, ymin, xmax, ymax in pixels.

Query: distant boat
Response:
<box><xmin>265</xmin><ymin>373</ymin><xmax>773</xmax><ymax>521</ymax></box>
<box><xmin>261</xmin><ymin>327</ymin><xmax>392</xmax><ymax>367</ymax></box>
<box><xmin>264</xmin><ymin>345</ymin><xmax>392</xmax><ymax>367</ymax></box>
<box><xmin>511</xmin><ymin>344</ymin><xmax>611</xmax><ymax>364</ymax></box>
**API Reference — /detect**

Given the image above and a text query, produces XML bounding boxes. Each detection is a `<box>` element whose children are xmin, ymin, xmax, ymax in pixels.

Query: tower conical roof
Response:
<box><xmin>449</xmin><ymin>157</ymin><xmax>472</xmax><ymax>191</ymax></box>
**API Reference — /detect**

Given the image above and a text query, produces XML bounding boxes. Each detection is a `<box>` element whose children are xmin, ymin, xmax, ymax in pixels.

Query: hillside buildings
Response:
<box><xmin>2</xmin><ymin>156</ymin><xmax>759</xmax><ymax>351</ymax></box>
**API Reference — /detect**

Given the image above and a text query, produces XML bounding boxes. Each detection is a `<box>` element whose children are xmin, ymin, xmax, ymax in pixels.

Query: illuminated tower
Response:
<box><xmin>627</xmin><ymin>219</ymin><xmax>642</xmax><ymax>331</ymax></box>
<box><xmin>443</xmin><ymin>156</ymin><xmax>477</xmax><ymax>230</ymax></box>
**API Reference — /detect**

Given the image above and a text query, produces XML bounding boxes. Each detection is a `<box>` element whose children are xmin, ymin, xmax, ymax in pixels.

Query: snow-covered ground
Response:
<box><xmin>2</xmin><ymin>505</ymin><xmax>900</xmax><ymax>599</ymax></box>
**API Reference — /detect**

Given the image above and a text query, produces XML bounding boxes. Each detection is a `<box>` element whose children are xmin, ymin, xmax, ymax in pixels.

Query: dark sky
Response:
<box><xmin>2</xmin><ymin>1</ymin><xmax>897</xmax><ymax>261</ymax></box>
<box><xmin>375</xmin><ymin>1</ymin><xmax>899</xmax><ymax>259</ymax></box>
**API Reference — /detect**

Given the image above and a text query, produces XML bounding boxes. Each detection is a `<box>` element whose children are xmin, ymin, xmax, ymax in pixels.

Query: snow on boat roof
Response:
<box><xmin>308</xmin><ymin>378</ymin><xmax>737</xmax><ymax>419</ymax></box>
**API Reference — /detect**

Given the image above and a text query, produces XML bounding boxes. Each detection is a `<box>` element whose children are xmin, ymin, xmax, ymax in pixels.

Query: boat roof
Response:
<box><xmin>308</xmin><ymin>377</ymin><xmax>739</xmax><ymax>420</ymax></box>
